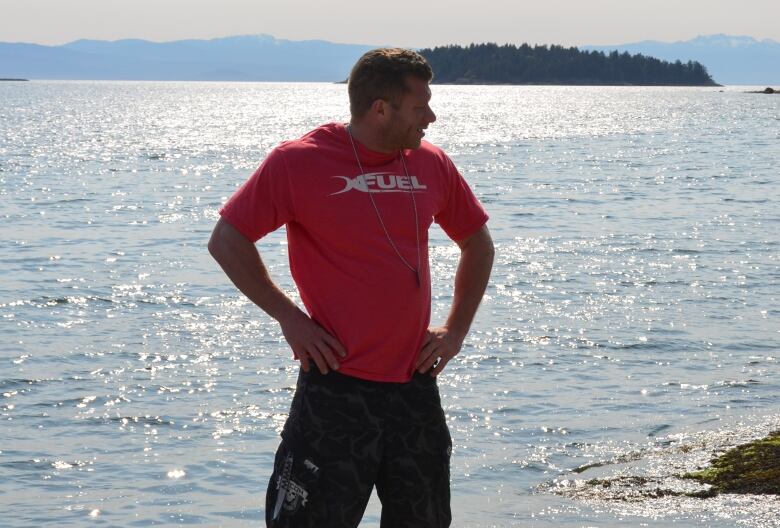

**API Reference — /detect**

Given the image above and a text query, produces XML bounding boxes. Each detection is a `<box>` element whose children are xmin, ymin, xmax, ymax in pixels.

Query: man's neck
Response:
<box><xmin>347</xmin><ymin>120</ymin><xmax>395</xmax><ymax>154</ymax></box>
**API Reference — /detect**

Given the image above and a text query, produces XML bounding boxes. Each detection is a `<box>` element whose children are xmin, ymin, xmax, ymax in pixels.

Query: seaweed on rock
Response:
<box><xmin>683</xmin><ymin>431</ymin><xmax>780</xmax><ymax>495</ymax></box>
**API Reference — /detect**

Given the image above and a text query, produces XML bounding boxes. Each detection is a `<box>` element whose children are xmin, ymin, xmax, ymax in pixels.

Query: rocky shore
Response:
<box><xmin>544</xmin><ymin>418</ymin><xmax>780</xmax><ymax>526</ymax></box>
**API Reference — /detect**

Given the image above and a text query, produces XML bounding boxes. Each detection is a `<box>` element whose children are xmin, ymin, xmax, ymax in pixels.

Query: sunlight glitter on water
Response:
<box><xmin>1</xmin><ymin>82</ymin><xmax>778</xmax><ymax>527</ymax></box>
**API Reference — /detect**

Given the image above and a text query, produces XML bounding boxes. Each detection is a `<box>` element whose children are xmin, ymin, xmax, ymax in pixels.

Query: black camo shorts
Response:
<box><xmin>266</xmin><ymin>368</ymin><xmax>452</xmax><ymax>528</ymax></box>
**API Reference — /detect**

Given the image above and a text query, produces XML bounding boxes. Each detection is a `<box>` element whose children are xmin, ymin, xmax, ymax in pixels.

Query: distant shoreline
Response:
<box><xmin>6</xmin><ymin>78</ymin><xmax>777</xmax><ymax>87</ymax></box>
<box><xmin>747</xmin><ymin>87</ymin><xmax>779</xmax><ymax>94</ymax></box>
<box><xmin>432</xmin><ymin>80</ymin><xmax>724</xmax><ymax>87</ymax></box>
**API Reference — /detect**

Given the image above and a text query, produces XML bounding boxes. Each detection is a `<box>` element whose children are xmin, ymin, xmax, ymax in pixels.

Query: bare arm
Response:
<box><xmin>415</xmin><ymin>224</ymin><xmax>495</xmax><ymax>376</ymax></box>
<box><xmin>208</xmin><ymin>217</ymin><xmax>345</xmax><ymax>373</ymax></box>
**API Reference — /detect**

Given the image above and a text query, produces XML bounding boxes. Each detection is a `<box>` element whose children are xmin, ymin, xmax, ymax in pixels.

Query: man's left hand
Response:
<box><xmin>415</xmin><ymin>326</ymin><xmax>465</xmax><ymax>377</ymax></box>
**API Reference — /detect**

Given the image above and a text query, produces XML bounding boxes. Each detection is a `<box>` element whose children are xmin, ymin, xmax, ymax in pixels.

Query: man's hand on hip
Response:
<box><xmin>279</xmin><ymin>309</ymin><xmax>347</xmax><ymax>375</ymax></box>
<box><xmin>415</xmin><ymin>326</ymin><xmax>465</xmax><ymax>377</ymax></box>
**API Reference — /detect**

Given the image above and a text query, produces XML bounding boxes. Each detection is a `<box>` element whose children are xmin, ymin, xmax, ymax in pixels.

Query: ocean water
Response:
<box><xmin>1</xmin><ymin>81</ymin><xmax>779</xmax><ymax>527</ymax></box>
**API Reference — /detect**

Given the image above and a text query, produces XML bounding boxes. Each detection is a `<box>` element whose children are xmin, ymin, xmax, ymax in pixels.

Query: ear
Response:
<box><xmin>369</xmin><ymin>98</ymin><xmax>390</xmax><ymax>118</ymax></box>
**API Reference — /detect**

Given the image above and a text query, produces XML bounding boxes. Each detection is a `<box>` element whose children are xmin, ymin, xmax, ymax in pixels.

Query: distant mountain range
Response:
<box><xmin>0</xmin><ymin>34</ymin><xmax>375</xmax><ymax>81</ymax></box>
<box><xmin>1</xmin><ymin>33</ymin><xmax>778</xmax><ymax>84</ymax></box>
<box><xmin>583</xmin><ymin>34</ymin><xmax>780</xmax><ymax>85</ymax></box>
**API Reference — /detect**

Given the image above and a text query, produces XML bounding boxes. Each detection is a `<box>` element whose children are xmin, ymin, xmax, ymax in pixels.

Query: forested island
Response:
<box><xmin>419</xmin><ymin>43</ymin><xmax>718</xmax><ymax>86</ymax></box>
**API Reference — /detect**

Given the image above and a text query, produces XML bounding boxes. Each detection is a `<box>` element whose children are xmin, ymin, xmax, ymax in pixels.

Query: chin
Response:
<box><xmin>405</xmin><ymin>137</ymin><xmax>423</xmax><ymax>150</ymax></box>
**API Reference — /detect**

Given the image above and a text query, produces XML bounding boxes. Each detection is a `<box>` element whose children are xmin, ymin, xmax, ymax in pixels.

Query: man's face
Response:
<box><xmin>382</xmin><ymin>76</ymin><xmax>437</xmax><ymax>150</ymax></box>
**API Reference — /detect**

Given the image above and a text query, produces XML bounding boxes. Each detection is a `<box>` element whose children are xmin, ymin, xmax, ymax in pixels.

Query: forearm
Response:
<box><xmin>445</xmin><ymin>228</ymin><xmax>495</xmax><ymax>342</ymax></box>
<box><xmin>208</xmin><ymin>219</ymin><xmax>300</xmax><ymax>324</ymax></box>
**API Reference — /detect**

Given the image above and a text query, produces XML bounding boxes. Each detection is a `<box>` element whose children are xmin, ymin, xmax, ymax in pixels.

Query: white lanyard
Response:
<box><xmin>346</xmin><ymin>125</ymin><xmax>422</xmax><ymax>287</ymax></box>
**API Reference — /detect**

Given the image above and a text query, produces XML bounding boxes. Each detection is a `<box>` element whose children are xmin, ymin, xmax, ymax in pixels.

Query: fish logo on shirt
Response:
<box><xmin>330</xmin><ymin>173</ymin><xmax>427</xmax><ymax>195</ymax></box>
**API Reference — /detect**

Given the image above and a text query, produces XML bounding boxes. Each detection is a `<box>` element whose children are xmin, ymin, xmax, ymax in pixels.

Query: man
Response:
<box><xmin>208</xmin><ymin>48</ymin><xmax>494</xmax><ymax>527</ymax></box>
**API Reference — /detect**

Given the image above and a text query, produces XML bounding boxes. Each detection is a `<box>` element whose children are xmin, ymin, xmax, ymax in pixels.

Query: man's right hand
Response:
<box><xmin>279</xmin><ymin>309</ymin><xmax>347</xmax><ymax>374</ymax></box>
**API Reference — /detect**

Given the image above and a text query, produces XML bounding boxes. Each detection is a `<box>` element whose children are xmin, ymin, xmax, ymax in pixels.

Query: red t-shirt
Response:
<box><xmin>220</xmin><ymin>122</ymin><xmax>488</xmax><ymax>382</ymax></box>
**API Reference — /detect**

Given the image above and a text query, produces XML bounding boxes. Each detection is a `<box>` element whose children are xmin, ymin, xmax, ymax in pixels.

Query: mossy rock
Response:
<box><xmin>684</xmin><ymin>431</ymin><xmax>780</xmax><ymax>495</ymax></box>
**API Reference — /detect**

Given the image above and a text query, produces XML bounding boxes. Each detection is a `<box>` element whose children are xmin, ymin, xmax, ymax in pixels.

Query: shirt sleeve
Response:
<box><xmin>434</xmin><ymin>155</ymin><xmax>489</xmax><ymax>241</ymax></box>
<box><xmin>219</xmin><ymin>148</ymin><xmax>295</xmax><ymax>242</ymax></box>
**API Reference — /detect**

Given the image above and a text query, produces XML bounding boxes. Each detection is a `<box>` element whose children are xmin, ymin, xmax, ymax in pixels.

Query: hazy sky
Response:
<box><xmin>2</xmin><ymin>0</ymin><xmax>778</xmax><ymax>47</ymax></box>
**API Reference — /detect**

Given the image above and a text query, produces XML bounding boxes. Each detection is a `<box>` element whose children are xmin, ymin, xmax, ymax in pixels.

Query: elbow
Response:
<box><xmin>469</xmin><ymin>236</ymin><xmax>493</xmax><ymax>258</ymax></box>
<box><xmin>483</xmin><ymin>238</ymin><xmax>495</xmax><ymax>268</ymax></box>
<box><xmin>208</xmin><ymin>236</ymin><xmax>232</xmax><ymax>269</ymax></box>
<box><xmin>484</xmin><ymin>236</ymin><xmax>495</xmax><ymax>258</ymax></box>
<box><xmin>208</xmin><ymin>224</ymin><xmax>228</xmax><ymax>264</ymax></box>
<box><xmin>207</xmin><ymin>231</ymin><xmax>219</xmax><ymax>260</ymax></box>
<box><xmin>208</xmin><ymin>218</ymin><xmax>254</xmax><ymax>266</ymax></box>
<box><xmin>477</xmin><ymin>230</ymin><xmax>495</xmax><ymax>271</ymax></box>
<box><xmin>462</xmin><ymin>226</ymin><xmax>495</xmax><ymax>262</ymax></box>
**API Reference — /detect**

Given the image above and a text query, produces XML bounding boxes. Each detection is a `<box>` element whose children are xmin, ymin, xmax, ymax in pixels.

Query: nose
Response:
<box><xmin>426</xmin><ymin>105</ymin><xmax>436</xmax><ymax>124</ymax></box>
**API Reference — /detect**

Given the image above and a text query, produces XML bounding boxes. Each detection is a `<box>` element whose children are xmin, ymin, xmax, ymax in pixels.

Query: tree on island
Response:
<box><xmin>419</xmin><ymin>43</ymin><xmax>717</xmax><ymax>86</ymax></box>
